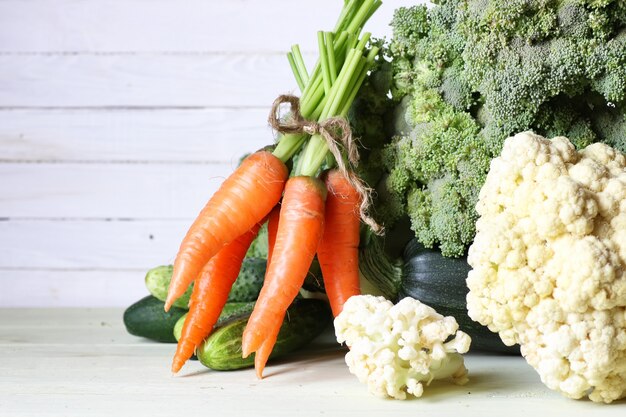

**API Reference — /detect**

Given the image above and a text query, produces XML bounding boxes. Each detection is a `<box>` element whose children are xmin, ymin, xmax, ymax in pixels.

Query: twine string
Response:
<box><xmin>268</xmin><ymin>94</ymin><xmax>382</xmax><ymax>234</ymax></box>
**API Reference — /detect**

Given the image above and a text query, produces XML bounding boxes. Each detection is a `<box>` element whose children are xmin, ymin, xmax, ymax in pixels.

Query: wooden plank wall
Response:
<box><xmin>0</xmin><ymin>0</ymin><xmax>414</xmax><ymax>307</ymax></box>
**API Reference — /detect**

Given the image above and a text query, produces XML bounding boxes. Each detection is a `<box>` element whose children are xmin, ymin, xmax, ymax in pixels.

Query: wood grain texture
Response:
<box><xmin>0</xmin><ymin>270</ymin><xmax>147</xmax><ymax>308</ymax></box>
<box><xmin>0</xmin><ymin>0</ymin><xmax>405</xmax><ymax>53</ymax></box>
<box><xmin>0</xmin><ymin>109</ymin><xmax>270</xmax><ymax>162</ymax></box>
<box><xmin>0</xmin><ymin>162</ymin><xmax>242</xmax><ymax>218</ymax></box>
<box><xmin>0</xmin><ymin>0</ymin><xmax>416</xmax><ymax>307</ymax></box>
<box><xmin>0</xmin><ymin>220</ymin><xmax>187</xmax><ymax>269</ymax></box>
<box><xmin>0</xmin><ymin>309</ymin><xmax>618</xmax><ymax>417</ymax></box>
<box><xmin>0</xmin><ymin>54</ymin><xmax>303</xmax><ymax>107</ymax></box>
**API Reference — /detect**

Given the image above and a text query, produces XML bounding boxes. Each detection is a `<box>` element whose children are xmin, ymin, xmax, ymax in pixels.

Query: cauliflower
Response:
<box><xmin>466</xmin><ymin>131</ymin><xmax>626</xmax><ymax>403</ymax></box>
<box><xmin>334</xmin><ymin>295</ymin><xmax>471</xmax><ymax>400</ymax></box>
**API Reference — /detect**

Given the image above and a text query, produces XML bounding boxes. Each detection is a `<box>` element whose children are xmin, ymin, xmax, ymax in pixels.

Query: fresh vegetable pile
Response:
<box><xmin>355</xmin><ymin>0</ymin><xmax>625</xmax><ymax>257</ymax></box>
<box><xmin>165</xmin><ymin>0</ymin><xmax>383</xmax><ymax>378</ymax></box>
<box><xmin>123</xmin><ymin>0</ymin><xmax>626</xmax><ymax>404</ymax></box>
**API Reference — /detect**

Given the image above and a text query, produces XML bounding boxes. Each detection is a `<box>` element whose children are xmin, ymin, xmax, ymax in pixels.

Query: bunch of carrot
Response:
<box><xmin>166</xmin><ymin>0</ymin><xmax>382</xmax><ymax>377</ymax></box>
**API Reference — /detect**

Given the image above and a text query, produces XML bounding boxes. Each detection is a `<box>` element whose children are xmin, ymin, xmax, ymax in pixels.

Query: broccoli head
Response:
<box><xmin>352</xmin><ymin>0</ymin><xmax>625</xmax><ymax>257</ymax></box>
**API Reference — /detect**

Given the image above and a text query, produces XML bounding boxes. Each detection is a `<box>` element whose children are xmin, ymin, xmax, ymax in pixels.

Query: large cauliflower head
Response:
<box><xmin>335</xmin><ymin>295</ymin><xmax>471</xmax><ymax>400</ymax></box>
<box><xmin>466</xmin><ymin>131</ymin><xmax>626</xmax><ymax>403</ymax></box>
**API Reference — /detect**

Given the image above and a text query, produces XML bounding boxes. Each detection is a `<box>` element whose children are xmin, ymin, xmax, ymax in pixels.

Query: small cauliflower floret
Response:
<box><xmin>334</xmin><ymin>295</ymin><xmax>471</xmax><ymax>400</ymax></box>
<box><xmin>467</xmin><ymin>131</ymin><xmax>626</xmax><ymax>403</ymax></box>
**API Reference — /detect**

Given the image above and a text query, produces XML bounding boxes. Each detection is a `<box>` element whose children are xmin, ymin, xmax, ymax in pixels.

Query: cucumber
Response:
<box><xmin>145</xmin><ymin>265</ymin><xmax>192</xmax><ymax>310</ymax></box>
<box><xmin>123</xmin><ymin>295</ymin><xmax>187</xmax><ymax>343</ymax></box>
<box><xmin>145</xmin><ymin>259</ymin><xmax>267</xmax><ymax>308</ymax></box>
<box><xmin>198</xmin><ymin>298</ymin><xmax>332</xmax><ymax>371</ymax></box>
<box><xmin>173</xmin><ymin>302</ymin><xmax>257</xmax><ymax>341</ymax></box>
<box><xmin>173</xmin><ymin>312</ymin><xmax>187</xmax><ymax>341</ymax></box>
<box><xmin>226</xmin><ymin>258</ymin><xmax>266</xmax><ymax>302</ymax></box>
<box><xmin>246</xmin><ymin>223</ymin><xmax>268</xmax><ymax>259</ymax></box>
<box><xmin>218</xmin><ymin>301</ymin><xmax>257</xmax><ymax>323</ymax></box>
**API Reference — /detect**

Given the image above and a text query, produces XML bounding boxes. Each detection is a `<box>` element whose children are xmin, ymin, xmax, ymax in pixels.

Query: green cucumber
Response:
<box><xmin>226</xmin><ymin>258</ymin><xmax>266</xmax><ymax>302</ymax></box>
<box><xmin>123</xmin><ymin>295</ymin><xmax>187</xmax><ymax>343</ymax></box>
<box><xmin>145</xmin><ymin>258</ymin><xmax>267</xmax><ymax>308</ymax></box>
<box><xmin>145</xmin><ymin>265</ymin><xmax>192</xmax><ymax>310</ymax></box>
<box><xmin>173</xmin><ymin>312</ymin><xmax>187</xmax><ymax>341</ymax></box>
<box><xmin>246</xmin><ymin>223</ymin><xmax>269</xmax><ymax>259</ymax></box>
<box><xmin>198</xmin><ymin>298</ymin><xmax>332</xmax><ymax>371</ymax></box>
<box><xmin>173</xmin><ymin>302</ymin><xmax>257</xmax><ymax>341</ymax></box>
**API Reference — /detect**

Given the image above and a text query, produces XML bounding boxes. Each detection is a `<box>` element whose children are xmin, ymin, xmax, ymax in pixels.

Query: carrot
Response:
<box><xmin>249</xmin><ymin>204</ymin><xmax>281</xmax><ymax>378</ymax></box>
<box><xmin>171</xmin><ymin>223</ymin><xmax>262</xmax><ymax>373</ymax></box>
<box><xmin>165</xmin><ymin>151</ymin><xmax>288</xmax><ymax>311</ymax></box>
<box><xmin>241</xmin><ymin>176</ymin><xmax>327</xmax><ymax>377</ymax></box>
<box><xmin>317</xmin><ymin>170</ymin><xmax>362</xmax><ymax>317</ymax></box>
<box><xmin>253</xmin><ymin>326</ymin><xmax>282</xmax><ymax>379</ymax></box>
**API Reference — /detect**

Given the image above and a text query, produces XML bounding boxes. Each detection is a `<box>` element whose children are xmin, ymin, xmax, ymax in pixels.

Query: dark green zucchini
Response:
<box><xmin>123</xmin><ymin>295</ymin><xmax>187</xmax><ymax>343</ymax></box>
<box><xmin>197</xmin><ymin>298</ymin><xmax>332</xmax><ymax>371</ymax></box>
<box><xmin>399</xmin><ymin>239</ymin><xmax>519</xmax><ymax>354</ymax></box>
<box><xmin>358</xmin><ymin>229</ymin><xmax>403</xmax><ymax>300</ymax></box>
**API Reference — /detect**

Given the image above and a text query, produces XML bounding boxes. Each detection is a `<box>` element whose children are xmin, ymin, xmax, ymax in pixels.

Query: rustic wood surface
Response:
<box><xmin>0</xmin><ymin>308</ymin><xmax>623</xmax><ymax>416</ymax></box>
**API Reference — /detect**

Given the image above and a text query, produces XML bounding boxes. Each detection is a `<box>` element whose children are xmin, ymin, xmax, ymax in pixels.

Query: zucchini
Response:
<box><xmin>145</xmin><ymin>258</ymin><xmax>267</xmax><ymax>308</ymax></box>
<box><xmin>358</xmin><ymin>229</ymin><xmax>403</xmax><ymax>300</ymax></box>
<box><xmin>198</xmin><ymin>298</ymin><xmax>332</xmax><ymax>371</ymax></box>
<box><xmin>123</xmin><ymin>295</ymin><xmax>187</xmax><ymax>343</ymax></box>
<box><xmin>399</xmin><ymin>239</ymin><xmax>519</xmax><ymax>354</ymax></box>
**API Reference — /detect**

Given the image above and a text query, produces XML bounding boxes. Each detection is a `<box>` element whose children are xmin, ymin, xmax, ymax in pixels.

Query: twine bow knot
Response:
<box><xmin>268</xmin><ymin>94</ymin><xmax>382</xmax><ymax>234</ymax></box>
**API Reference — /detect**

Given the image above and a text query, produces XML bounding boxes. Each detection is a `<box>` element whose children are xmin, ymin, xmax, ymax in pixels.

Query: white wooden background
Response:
<box><xmin>0</xmin><ymin>0</ymin><xmax>417</xmax><ymax>307</ymax></box>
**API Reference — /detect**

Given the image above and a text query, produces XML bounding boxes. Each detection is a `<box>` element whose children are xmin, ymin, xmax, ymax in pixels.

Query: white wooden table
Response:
<box><xmin>0</xmin><ymin>309</ymin><xmax>624</xmax><ymax>416</ymax></box>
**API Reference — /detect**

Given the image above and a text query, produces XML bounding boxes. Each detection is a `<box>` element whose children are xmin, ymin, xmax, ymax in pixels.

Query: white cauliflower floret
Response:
<box><xmin>334</xmin><ymin>295</ymin><xmax>471</xmax><ymax>400</ymax></box>
<box><xmin>466</xmin><ymin>131</ymin><xmax>626</xmax><ymax>403</ymax></box>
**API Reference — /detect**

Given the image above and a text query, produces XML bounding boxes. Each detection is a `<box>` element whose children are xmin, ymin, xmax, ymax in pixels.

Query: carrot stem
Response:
<box><xmin>325</xmin><ymin>32</ymin><xmax>337</xmax><ymax>84</ymax></box>
<box><xmin>272</xmin><ymin>133</ymin><xmax>307</xmax><ymax>163</ymax></box>
<box><xmin>318</xmin><ymin>32</ymin><xmax>332</xmax><ymax>96</ymax></box>
<box><xmin>287</xmin><ymin>52</ymin><xmax>306</xmax><ymax>92</ymax></box>
<box><xmin>291</xmin><ymin>45</ymin><xmax>309</xmax><ymax>86</ymax></box>
<box><xmin>295</xmin><ymin>46</ymin><xmax>365</xmax><ymax>178</ymax></box>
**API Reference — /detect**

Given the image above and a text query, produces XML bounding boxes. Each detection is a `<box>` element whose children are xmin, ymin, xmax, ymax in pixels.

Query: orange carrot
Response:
<box><xmin>165</xmin><ymin>151</ymin><xmax>288</xmax><ymax>311</ymax></box>
<box><xmin>253</xmin><ymin>327</ymin><xmax>281</xmax><ymax>379</ymax></box>
<box><xmin>317</xmin><ymin>170</ymin><xmax>362</xmax><ymax>317</ymax></box>
<box><xmin>250</xmin><ymin>204</ymin><xmax>281</xmax><ymax>378</ymax></box>
<box><xmin>241</xmin><ymin>176</ymin><xmax>327</xmax><ymax>377</ymax></box>
<box><xmin>171</xmin><ymin>223</ymin><xmax>262</xmax><ymax>373</ymax></box>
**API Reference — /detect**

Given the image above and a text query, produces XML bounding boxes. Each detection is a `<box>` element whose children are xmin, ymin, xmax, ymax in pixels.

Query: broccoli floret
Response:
<box><xmin>353</xmin><ymin>0</ymin><xmax>626</xmax><ymax>257</ymax></box>
<box><xmin>378</xmin><ymin>89</ymin><xmax>489</xmax><ymax>256</ymax></box>
<box><xmin>389</xmin><ymin>5</ymin><xmax>430</xmax><ymax>56</ymax></box>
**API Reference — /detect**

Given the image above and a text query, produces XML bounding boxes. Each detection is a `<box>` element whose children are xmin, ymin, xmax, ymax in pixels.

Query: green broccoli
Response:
<box><xmin>349</xmin><ymin>0</ymin><xmax>625</xmax><ymax>257</ymax></box>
